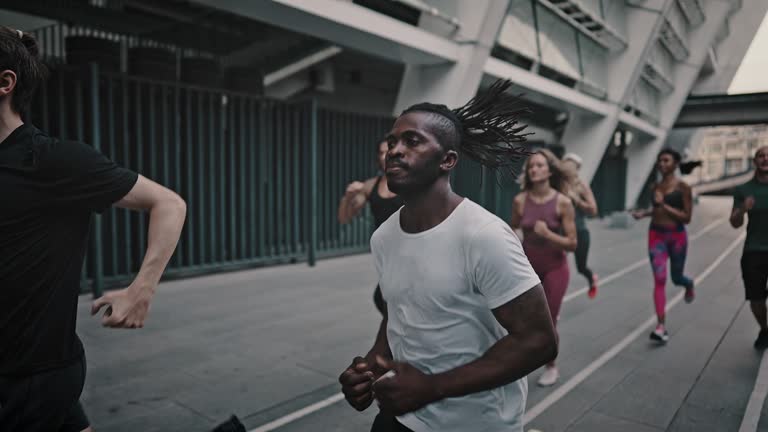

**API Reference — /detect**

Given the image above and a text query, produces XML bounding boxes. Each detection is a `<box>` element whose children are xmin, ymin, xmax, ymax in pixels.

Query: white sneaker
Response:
<box><xmin>537</xmin><ymin>366</ymin><xmax>559</xmax><ymax>387</ymax></box>
<box><xmin>650</xmin><ymin>326</ymin><xmax>669</xmax><ymax>344</ymax></box>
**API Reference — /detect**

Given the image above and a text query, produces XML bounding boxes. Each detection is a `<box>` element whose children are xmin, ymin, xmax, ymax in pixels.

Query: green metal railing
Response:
<box><xmin>29</xmin><ymin>64</ymin><xmax>388</xmax><ymax>295</ymax></box>
<box><xmin>28</xmin><ymin>63</ymin><xmax>520</xmax><ymax>296</ymax></box>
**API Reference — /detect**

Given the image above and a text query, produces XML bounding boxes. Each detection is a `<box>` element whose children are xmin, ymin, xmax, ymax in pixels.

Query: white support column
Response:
<box><xmin>692</xmin><ymin>0</ymin><xmax>768</xmax><ymax>95</ymax></box>
<box><xmin>658</xmin><ymin>3</ymin><xmax>731</xmax><ymax>128</ymax></box>
<box><xmin>558</xmin><ymin>0</ymin><xmax>673</xmax><ymax>183</ymax></box>
<box><xmin>558</xmin><ymin>110</ymin><xmax>621</xmax><ymax>182</ymax></box>
<box><xmin>625</xmin><ymin>0</ymin><xmax>733</xmax><ymax>207</ymax></box>
<box><xmin>625</xmin><ymin>132</ymin><xmax>666</xmax><ymax>208</ymax></box>
<box><xmin>392</xmin><ymin>0</ymin><xmax>510</xmax><ymax>114</ymax></box>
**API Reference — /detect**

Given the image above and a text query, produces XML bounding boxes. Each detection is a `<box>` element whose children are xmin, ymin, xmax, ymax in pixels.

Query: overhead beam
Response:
<box><xmin>484</xmin><ymin>57</ymin><xmax>614</xmax><ymax>116</ymax></box>
<box><xmin>264</xmin><ymin>45</ymin><xmax>343</xmax><ymax>87</ymax></box>
<box><xmin>618</xmin><ymin>111</ymin><xmax>665</xmax><ymax>138</ymax></box>
<box><xmin>674</xmin><ymin>92</ymin><xmax>768</xmax><ymax>128</ymax></box>
<box><xmin>192</xmin><ymin>0</ymin><xmax>460</xmax><ymax>65</ymax></box>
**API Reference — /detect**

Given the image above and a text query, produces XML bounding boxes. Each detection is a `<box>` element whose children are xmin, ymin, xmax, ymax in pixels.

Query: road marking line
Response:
<box><xmin>562</xmin><ymin>218</ymin><xmax>723</xmax><ymax>303</ymax></box>
<box><xmin>249</xmin><ymin>393</ymin><xmax>346</xmax><ymax>432</ymax></box>
<box><xmin>739</xmin><ymin>351</ymin><xmax>768</xmax><ymax>432</ymax></box>
<box><xmin>524</xmin><ymin>232</ymin><xmax>745</xmax><ymax>425</ymax></box>
<box><xmin>248</xmin><ymin>219</ymin><xmax>729</xmax><ymax>432</ymax></box>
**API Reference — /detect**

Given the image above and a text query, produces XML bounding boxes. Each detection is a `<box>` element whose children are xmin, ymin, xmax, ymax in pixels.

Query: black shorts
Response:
<box><xmin>742</xmin><ymin>251</ymin><xmax>768</xmax><ymax>302</ymax></box>
<box><xmin>0</xmin><ymin>357</ymin><xmax>90</xmax><ymax>432</ymax></box>
<box><xmin>373</xmin><ymin>285</ymin><xmax>385</xmax><ymax>315</ymax></box>
<box><xmin>371</xmin><ymin>412</ymin><xmax>414</xmax><ymax>432</ymax></box>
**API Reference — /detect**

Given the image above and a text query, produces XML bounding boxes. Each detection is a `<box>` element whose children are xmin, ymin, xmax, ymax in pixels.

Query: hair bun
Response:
<box><xmin>20</xmin><ymin>32</ymin><xmax>41</xmax><ymax>58</ymax></box>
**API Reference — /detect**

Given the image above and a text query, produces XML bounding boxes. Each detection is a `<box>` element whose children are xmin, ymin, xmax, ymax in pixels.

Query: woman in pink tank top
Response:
<box><xmin>511</xmin><ymin>149</ymin><xmax>577</xmax><ymax>387</ymax></box>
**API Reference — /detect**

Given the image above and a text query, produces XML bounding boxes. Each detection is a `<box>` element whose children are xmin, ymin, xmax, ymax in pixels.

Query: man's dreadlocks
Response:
<box><xmin>401</xmin><ymin>79</ymin><xmax>532</xmax><ymax>179</ymax></box>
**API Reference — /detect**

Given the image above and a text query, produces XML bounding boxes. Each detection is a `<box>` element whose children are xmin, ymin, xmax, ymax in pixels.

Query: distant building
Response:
<box><xmin>687</xmin><ymin>125</ymin><xmax>768</xmax><ymax>183</ymax></box>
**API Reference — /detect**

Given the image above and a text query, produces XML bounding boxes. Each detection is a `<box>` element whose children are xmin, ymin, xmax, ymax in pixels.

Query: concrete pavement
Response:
<box><xmin>75</xmin><ymin>197</ymin><xmax>765</xmax><ymax>432</ymax></box>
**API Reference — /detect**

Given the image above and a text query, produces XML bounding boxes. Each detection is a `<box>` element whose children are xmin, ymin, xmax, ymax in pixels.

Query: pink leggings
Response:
<box><xmin>648</xmin><ymin>224</ymin><xmax>693</xmax><ymax>319</ymax></box>
<box><xmin>540</xmin><ymin>262</ymin><xmax>570</xmax><ymax>323</ymax></box>
<box><xmin>526</xmin><ymin>253</ymin><xmax>570</xmax><ymax>324</ymax></box>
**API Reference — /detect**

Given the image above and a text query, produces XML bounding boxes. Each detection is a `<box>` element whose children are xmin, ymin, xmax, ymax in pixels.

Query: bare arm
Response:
<box><xmin>631</xmin><ymin>184</ymin><xmax>656</xmax><ymax>219</ymax></box>
<box><xmin>339</xmin><ymin>311</ymin><xmax>392</xmax><ymax>411</ymax></box>
<box><xmin>338</xmin><ymin>178</ymin><xmax>376</xmax><ymax>224</ymax></box>
<box><xmin>731</xmin><ymin>207</ymin><xmax>746</xmax><ymax>228</ymax></box>
<box><xmin>661</xmin><ymin>183</ymin><xmax>693</xmax><ymax>224</ymax></box>
<box><xmin>538</xmin><ymin>196</ymin><xmax>577</xmax><ymax>252</ymax></box>
<box><xmin>730</xmin><ymin>194</ymin><xmax>754</xmax><ymax>228</ymax></box>
<box><xmin>510</xmin><ymin>193</ymin><xmax>525</xmax><ymax>230</ymax></box>
<box><xmin>400</xmin><ymin>286</ymin><xmax>555</xmax><ymax>400</ymax></box>
<box><xmin>572</xmin><ymin>181</ymin><xmax>598</xmax><ymax>217</ymax></box>
<box><xmin>631</xmin><ymin>208</ymin><xmax>653</xmax><ymax>219</ymax></box>
<box><xmin>365</xmin><ymin>313</ymin><xmax>393</xmax><ymax>377</ymax></box>
<box><xmin>114</xmin><ymin>175</ymin><xmax>187</xmax><ymax>289</ymax></box>
<box><xmin>91</xmin><ymin>175</ymin><xmax>186</xmax><ymax>327</ymax></box>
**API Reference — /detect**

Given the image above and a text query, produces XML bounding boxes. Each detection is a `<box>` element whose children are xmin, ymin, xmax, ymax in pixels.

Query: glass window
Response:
<box><xmin>497</xmin><ymin>0</ymin><xmax>539</xmax><ymax>60</ymax></box>
<box><xmin>537</xmin><ymin>5</ymin><xmax>580</xmax><ymax>79</ymax></box>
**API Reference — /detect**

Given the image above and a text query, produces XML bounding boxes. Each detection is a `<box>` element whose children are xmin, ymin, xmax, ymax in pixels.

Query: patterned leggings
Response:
<box><xmin>648</xmin><ymin>224</ymin><xmax>693</xmax><ymax>319</ymax></box>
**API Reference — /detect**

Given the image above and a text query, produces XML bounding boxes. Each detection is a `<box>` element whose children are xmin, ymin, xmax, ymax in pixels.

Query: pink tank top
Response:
<box><xmin>521</xmin><ymin>192</ymin><xmax>566</xmax><ymax>273</ymax></box>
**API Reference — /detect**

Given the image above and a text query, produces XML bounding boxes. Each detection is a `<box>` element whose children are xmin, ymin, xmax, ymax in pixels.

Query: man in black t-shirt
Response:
<box><xmin>0</xmin><ymin>28</ymin><xmax>187</xmax><ymax>431</ymax></box>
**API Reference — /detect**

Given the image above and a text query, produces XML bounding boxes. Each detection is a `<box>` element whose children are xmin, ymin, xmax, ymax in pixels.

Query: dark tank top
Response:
<box><xmin>369</xmin><ymin>176</ymin><xmax>404</xmax><ymax>228</ymax></box>
<box><xmin>663</xmin><ymin>189</ymin><xmax>684</xmax><ymax>210</ymax></box>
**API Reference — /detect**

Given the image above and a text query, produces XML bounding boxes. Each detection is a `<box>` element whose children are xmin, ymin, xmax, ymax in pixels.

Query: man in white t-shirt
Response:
<box><xmin>338</xmin><ymin>82</ymin><xmax>558</xmax><ymax>432</ymax></box>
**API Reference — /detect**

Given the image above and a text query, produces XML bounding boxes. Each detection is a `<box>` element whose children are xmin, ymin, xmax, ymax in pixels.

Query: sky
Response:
<box><xmin>728</xmin><ymin>11</ymin><xmax>768</xmax><ymax>94</ymax></box>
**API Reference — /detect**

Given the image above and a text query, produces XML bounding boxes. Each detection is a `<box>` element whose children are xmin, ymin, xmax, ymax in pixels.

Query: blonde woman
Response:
<box><xmin>511</xmin><ymin>149</ymin><xmax>577</xmax><ymax>386</ymax></box>
<box><xmin>561</xmin><ymin>153</ymin><xmax>599</xmax><ymax>298</ymax></box>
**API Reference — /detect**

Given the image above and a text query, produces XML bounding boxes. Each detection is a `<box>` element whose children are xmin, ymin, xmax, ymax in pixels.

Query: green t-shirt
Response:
<box><xmin>734</xmin><ymin>178</ymin><xmax>768</xmax><ymax>251</ymax></box>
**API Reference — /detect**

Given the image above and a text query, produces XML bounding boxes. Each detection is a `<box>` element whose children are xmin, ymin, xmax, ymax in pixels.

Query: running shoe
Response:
<box><xmin>588</xmin><ymin>274</ymin><xmax>598</xmax><ymax>299</ymax></box>
<box><xmin>684</xmin><ymin>282</ymin><xmax>695</xmax><ymax>304</ymax></box>
<box><xmin>754</xmin><ymin>329</ymin><xmax>768</xmax><ymax>350</ymax></box>
<box><xmin>537</xmin><ymin>366</ymin><xmax>559</xmax><ymax>387</ymax></box>
<box><xmin>649</xmin><ymin>325</ymin><xmax>669</xmax><ymax>343</ymax></box>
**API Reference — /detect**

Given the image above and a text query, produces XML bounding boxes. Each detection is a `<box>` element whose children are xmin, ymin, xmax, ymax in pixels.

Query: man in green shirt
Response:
<box><xmin>731</xmin><ymin>146</ymin><xmax>768</xmax><ymax>349</ymax></box>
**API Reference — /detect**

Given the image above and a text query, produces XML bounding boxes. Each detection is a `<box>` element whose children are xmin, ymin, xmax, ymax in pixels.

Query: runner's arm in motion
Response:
<box><xmin>91</xmin><ymin>175</ymin><xmax>186</xmax><ymax>328</ymax></box>
<box><xmin>429</xmin><ymin>286</ymin><xmax>556</xmax><ymax>397</ymax></box>
<box><xmin>534</xmin><ymin>195</ymin><xmax>577</xmax><ymax>252</ymax></box>
<box><xmin>339</xmin><ymin>313</ymin><xmax>392</xmax><ymax>411</ymax></box>
<box><xmin>570</xmin><ymin>180</ymin><xmax>598</xmax><ymax>217</ymax></box>
<box><xmin>510</xmin><ymin>193</ymin><xmax>525</xmax><ymax>237</ymax></box>
<box><xmin>365</xmin><ymin>313</ymin><xmax>393</xmax><ymax>375</ymax></box>
<box><xmin>660</xmin><ymin>182</ymin><xmax>693</xmax><ymax>224</ymax></box>
<box><xmin>730</xmin><ymin>193</ymin><xmax>754</xmax><ymax>228</ymax></box>
<box><xmin>373</xmin><ymin>286</ymin><xmax>556</xmax><ymax>415</ymax></box>
<box><xmin>338</xmin><ymin>178</ymin><xmax>376</xmax><ymax>224</ymax></box>
<box><xmin>631</xmin><ymin>183</ymin><xmax>657</xmax><ymax>219</ymax></box>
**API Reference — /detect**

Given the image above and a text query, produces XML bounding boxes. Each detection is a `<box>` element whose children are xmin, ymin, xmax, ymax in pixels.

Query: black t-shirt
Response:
<box><xmin>0</xmin><ymin>123</ymin><xmax>138</xmax><ymax>375</ymax></box>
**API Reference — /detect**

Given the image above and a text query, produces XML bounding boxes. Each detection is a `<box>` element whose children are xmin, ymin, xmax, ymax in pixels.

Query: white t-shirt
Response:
<box><xmin>371</xmin><ymin>199</ymin><xmax>541</xmax><ymax>432</ymax></box>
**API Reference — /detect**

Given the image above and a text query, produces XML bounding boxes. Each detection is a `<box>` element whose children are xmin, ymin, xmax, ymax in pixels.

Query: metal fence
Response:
<box><xmin>28</xmin><ymin>63</ymin><xmax>521</xmax><ymax>296</ymax></box>
<box><xmin>29</xmin><ymin>64</ymin><xmax>388</xmax><ymax>295</ymax></box>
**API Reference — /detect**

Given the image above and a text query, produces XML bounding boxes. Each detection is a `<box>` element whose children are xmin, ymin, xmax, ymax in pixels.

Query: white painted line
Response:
<box><xmin>562</xmin><ymin>218</ymin><xmax>723</xmax><ymax>303</ymax></box>
<box><xmin>247</xmin><ymin>219</ymin><xmax>727</xmax><ymax>432</ymax></box>
<box><xmin>524</xmin><ymin>232</ymin><xmax>746</xmax><ymax>425</ymax></box>
<box><xmin>249</xmin><ymin>393</ymin><xmax>346</xmax><ymax>432</ymax></box>
<box><xmin>738</xmin><ymin>351</ymin><xmax>768</xmax><ymax>432</ymax></box>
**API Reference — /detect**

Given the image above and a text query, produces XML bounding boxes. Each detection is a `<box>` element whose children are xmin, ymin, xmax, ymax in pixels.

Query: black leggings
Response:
<box><xmin>0</xmin><ymin>356</ymin><xmax>89</xmax><ymax>432</ymax></box>
<box><xmin>575</xmin><ymin>229</ymin><xmax>594</xmax><ymax>286</ymax></box>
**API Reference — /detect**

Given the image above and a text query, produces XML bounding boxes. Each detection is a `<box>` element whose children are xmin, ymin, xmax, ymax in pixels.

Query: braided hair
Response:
<box><xmin>401</xmin><ymin>79</ymin><xmax>532</xmax><ymax>179</ymax></box>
